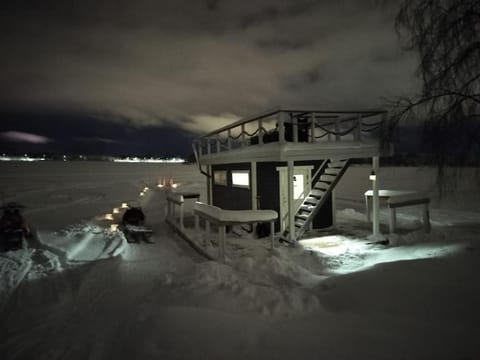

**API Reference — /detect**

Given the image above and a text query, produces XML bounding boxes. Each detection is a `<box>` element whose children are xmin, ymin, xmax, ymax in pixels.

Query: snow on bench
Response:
<box><xmin>194</xmin><ymin>202</ymin><xmax>278</xmax><ymax>262</ymax></box>
<box><xmin>364</xmin><ymin>190</ymin><xmax>431</xmax><ymax>234</ymax></box>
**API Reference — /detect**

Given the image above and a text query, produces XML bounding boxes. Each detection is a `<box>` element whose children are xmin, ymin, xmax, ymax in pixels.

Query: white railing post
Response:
<box><xmin>219</xmin><ymin>225</ymin><xmax>226</xmax><ymax>262</ymax></box>
<box><xmin>310</xmin><ymin>113</ymin><xmax>316</xmax><ymax>143</ymax></box>
<box><xmin>354</xmin><ymin>115</ymin><xmax>362</xmax><ymax>141</ymax></box>
<box><xmin>423</xmin><ymin>203</ymin><xmax>431</xmax><ymax>233</ymax></box>
<box><xmin>372</xmin><ymin>156</ymin><xmax>380</xmax><ymax>239</ymax></box>
<box><xmin>206</xmin><ymin>220</ymin><xmax>210</xmax><ymax>236</ymax></box>
<box><xmin>270</xmin><ymin>221</ymin><xmax>275</xmax><ymax>250</ymax></box>
<box><xmin>241</xmin><ymin>124</ymin><xmax>246</xmax><ymax>147</ymax></box>
<box><xmin>251</xmin><ymin>161</ymin><xmax>257</xmax><ymax>210</ymax></box>
<box><xmin>292</xmin><ymin>115</ymin><xmax>298</xmax><ymax>143</ymax></box>
<box><xmin>278</xmin><ymin>112</ymin><xmax>286</xmax><ymax>144</ymax></box>
<box><xmin>258</xmin><ymin>119</ymin><xmax>264</xmax><ymax>145</ymax></box>
<box><xmin>227</xmin><ymin>129</ymin><xmax>232</xmax><ymax>150</ymax></box>
<box><xmin>287</xmin><ymin>160</ymin><xmax>295</xmax><ymax>242</ymax></box>
<box><xmin>179</xmin><ymin>196</ymin><xmax>184</xmax><ymax>231</ymax></box>
<box><xmin>335</xmin><ymin>118</ymin><xmax>341</xmax><ymax>142</ymax></box>
<box><xmin>194</xmin><ymin>213</ymin><xmax>199</xmax><ymax>234</ymax></box>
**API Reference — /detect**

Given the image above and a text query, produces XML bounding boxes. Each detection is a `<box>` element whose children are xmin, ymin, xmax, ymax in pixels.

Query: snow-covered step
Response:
<box><xmin>296</xmin><ymin>213</ymin><xmax>309</xmax><ymax>220</ymax></box>
<box><xmin>329</xmin><ymin>160</ymin><xmax>348</xmax><ymax>168</ymax></box>
<box><xmin>314</xmin><ymin>182</ymin><xmax>330</xmax><ymax>191</ymax></box>
<box><xmin>300</xmin><ymin>204</ymin><xmax>315</xmax><ymax>211</ymax></box>
<box><xmin>320</xmin><ymin>174</ymin><xmax>336</xmax><ymax>183</ymax></box>
<box><xmin>310</xmin><ymin>189</ymin><xmax>325</xmax><ymax>197</ymax></box>
<box><xmin>295</xmin><ymin>220</ymin><xmax>305</xmax><ymax>227</ymax></box>
<box><xmin>325</xmin><ymin>167</ymin><xmax>341</xmax><ymax>175</ymax></box>
<box><xmin>305</xmin><ymin>197</ymin><xmax>319</xmax><ymax>204</ymax></box>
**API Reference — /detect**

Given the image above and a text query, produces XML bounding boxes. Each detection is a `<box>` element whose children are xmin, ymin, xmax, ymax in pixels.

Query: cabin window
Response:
<box><xmin>213</xmin><ymin>170</ymin><xmax>228</xmax><ymax>186</ymax></box>
<box><xmin>231</xmin><ymin>170</ymin><xmax>250</xmax><ymax>188</ymax></box>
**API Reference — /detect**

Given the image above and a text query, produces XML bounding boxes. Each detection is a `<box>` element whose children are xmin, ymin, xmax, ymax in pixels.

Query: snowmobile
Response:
<box><xmin>0</xmin><ymin>202</ymin><xmax>30</xmax><ymax>251</ymax></box>
<box><xmin>119</xmin><ymin>206</ymin><xmax>153</xmax><ymax>243</ymax></box>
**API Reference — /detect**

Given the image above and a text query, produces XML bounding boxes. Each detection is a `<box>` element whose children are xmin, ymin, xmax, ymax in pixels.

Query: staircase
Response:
<box><xmin>281</xmin><ymin>159</ymin><xmax>350</xmax><ymax>243</ymax></box>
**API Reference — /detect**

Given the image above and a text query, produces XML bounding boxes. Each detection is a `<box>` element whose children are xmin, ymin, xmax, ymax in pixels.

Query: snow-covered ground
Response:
<box><xmin>0</xmin><ymin>162</ymin><xmax>479</xmax><ymax>359</ymax></box>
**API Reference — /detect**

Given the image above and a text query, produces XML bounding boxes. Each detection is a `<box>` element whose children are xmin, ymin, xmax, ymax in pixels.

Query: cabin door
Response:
<box><xmin>277</xmin><ymin>166</ymin><xmax>313</xmax><ymax>232</ymax></box>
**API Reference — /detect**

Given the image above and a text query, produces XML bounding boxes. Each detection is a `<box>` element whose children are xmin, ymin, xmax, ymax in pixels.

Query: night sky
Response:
<box><xmin>0</xmin><ymin>0</ymin><xmax>418</xmax><ymax>157</ymax></box>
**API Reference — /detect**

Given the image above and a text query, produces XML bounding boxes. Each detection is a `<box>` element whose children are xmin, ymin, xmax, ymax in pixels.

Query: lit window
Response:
<box><xmin>232</xmin><ymin>171</ymin><xmax>250</xmax><ymax>188</ymax></box>
<box><xmin>214</xmin><ymin>170</ymin><xmax>227</xmax><ymax>186</ymax></box>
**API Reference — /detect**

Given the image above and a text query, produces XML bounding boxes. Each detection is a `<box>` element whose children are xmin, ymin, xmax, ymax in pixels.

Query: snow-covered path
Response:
<box><xmin>1</xmin><ymin>218</ymin><xmax>201</xmax><ymax>359</ymax></box>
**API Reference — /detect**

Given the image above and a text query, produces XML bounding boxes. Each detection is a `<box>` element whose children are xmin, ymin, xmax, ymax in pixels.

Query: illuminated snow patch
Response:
<box><xmin>300</xmin><ymin>234</ymin><xmax>465</xmax><ymax>275</ymax></box>
<box><xmin>300</xmin><ymin>236</ymin><xmax>366</xmax><ymax>256</ymax></box>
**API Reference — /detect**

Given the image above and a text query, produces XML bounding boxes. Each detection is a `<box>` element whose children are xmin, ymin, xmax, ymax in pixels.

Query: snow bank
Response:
<box><xmin>41</xmin><ymin>223</ymin><xmax>126</xmax><ymax>262</ymax></box>
<box><xmin>0</xmin><ymin>249</ymin><xmax>31</xmax><ymax>310</ymax></box>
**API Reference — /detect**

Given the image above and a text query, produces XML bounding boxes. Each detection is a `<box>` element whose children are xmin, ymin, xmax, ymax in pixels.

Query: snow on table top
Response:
<box><xmin>194</xmin><ymin>202</ymin><xmax>277</xmax><ymax>223</ymax></box>
<box><xmin>364</xmin><ymin>189</ymin><xmax>425</xmax><ymax>197</ymax></box>
<box><xmin>365</xmin><ymin>190</ymin><xmax>430</xmax><ymax>206</ymax></box>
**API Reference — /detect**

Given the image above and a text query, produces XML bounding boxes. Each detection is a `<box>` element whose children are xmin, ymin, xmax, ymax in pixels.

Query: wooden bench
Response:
<box><xmin>194</xmin><ymin>202</ymin><xmax>278</xmax><ymax>262</ymax></box>
<box><xmin>364</xmin><ymin>190</ymin><xmax>431</xmax><ymax>234</ymax></box>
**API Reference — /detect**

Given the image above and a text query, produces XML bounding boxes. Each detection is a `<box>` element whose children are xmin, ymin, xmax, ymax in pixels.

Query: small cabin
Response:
<box><xmin>193</xmin><ymin>108</ymin><xmax>390</xmax><ymax>243</ymax></box>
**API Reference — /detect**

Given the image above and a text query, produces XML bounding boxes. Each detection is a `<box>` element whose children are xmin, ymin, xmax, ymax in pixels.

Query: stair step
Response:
<box><xmin>310</xmin><ymin>189</ymin><xmax>325</xmax><ymax>197</ymax></box>
<box><xmin>300</xmin><ymin>204</ymin><xmax>315</xmax><ymax>211</ymax></box>
<box><xmin>329</xmin><ymin>160</ymin><xmax>348</xmax><ymax>168</ymax></box>
<box><xmin>325</xmin><ymin>167</ymin><xmax>340</xmax><ymax>175</ymax></box>
<box><xmin>314</xmin><ymin>182</ymin><xmax>330</xmax><ymax>191</ymax></box>
<box><xmin>296</xmin><ymin>214</ymin><xmax>309</xmax><ymax>220</ymax></box>
<box><xmin>320</xmin><ymin>174</ymin><xmax>336</xmax><ymax>183</ymax></box>
<box><xmin>295</xmin><ymin>221</ymin><xmax>305</xmax><ymax>227</ymax></box>
<box><xmin>305</xmin><ymin>197</ymin><xmax>319</xmax><ymax>204</ymax></box>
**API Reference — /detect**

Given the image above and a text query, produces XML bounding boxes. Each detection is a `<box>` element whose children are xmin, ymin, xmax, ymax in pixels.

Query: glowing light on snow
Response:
<box><xmin>143</xmin><ymin>187</ymin><xmax>149</xmax><ymax>192</ymax></box>
<box><xmin>140</xmin><ymin>192</ymin><xmax>145</xmax><ymax>196</ymax></box>
<box><xmin>104</xmin><ymin>213</ymin><xmax>114</xmax><ymax>221</ymax></box>
<box><xmin>121</xmin><ymin>203</ymin><xmax>128</xmax><ymax>208</ymax></box>
<box><xmin>301</xmin><ymin>235</ymin><xmax>464</xmax><ymax>275</ymax></box>
<box><xmin>157</xmin><ymin>183</ymin><xmax>165</xmax><ymax>188</ymax></box>
<box><xmin>300</xmin><ymin>236</ymin><xmax>353</xmax><ymax>256</ymax></box>
<box><xmin>171</xmin><ymin>183</ymin><xmax>178</xmax><ymax>188</ymax></box>
<box><xmin>110</xmin><ymin>224</ymin><xmax>118</xmax><ymax>232</ymax></box>
<box><xmin>113</xmin><ymin>208</ymin><xmax>120</xmax><ymax>214</ymax></box>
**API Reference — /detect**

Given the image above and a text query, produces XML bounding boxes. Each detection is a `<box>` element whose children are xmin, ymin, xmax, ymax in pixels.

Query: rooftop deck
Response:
<box><xmin>194</xmin><ymin>108</ymin><xmax>390</xmax><ymax>165</ymax></box>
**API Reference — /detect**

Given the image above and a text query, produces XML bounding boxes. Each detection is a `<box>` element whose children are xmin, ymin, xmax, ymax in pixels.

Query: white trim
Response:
<box><xmin>198</xmin><ymin>141</ymin><xmax>381</xmax><ymax>165</ymax></box>
<box><xmin>251</xmin><ymin>162</ymin><xmax>257</xmax><ymax>210</ymax></box>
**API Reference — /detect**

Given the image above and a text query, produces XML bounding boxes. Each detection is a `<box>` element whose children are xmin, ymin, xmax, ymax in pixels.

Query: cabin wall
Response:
<box><xmin>211</xmin><ymin>163</ymin><xmax>251</xmax><ymax>210</ymax></box>
<box><xmin>211</xmin><ymin>160</ymin><xmax>334</xmax><ymax>232</ymax></box>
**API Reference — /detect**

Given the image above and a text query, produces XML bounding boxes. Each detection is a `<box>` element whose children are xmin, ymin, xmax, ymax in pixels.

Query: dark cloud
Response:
<box><xmin>0</xmin><ymin>0</ymin><xmax>418</xmax><ymax>154</ymax></box>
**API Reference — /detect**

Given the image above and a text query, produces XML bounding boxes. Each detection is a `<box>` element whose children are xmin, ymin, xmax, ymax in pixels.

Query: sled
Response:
<box><xmin>120</xmin><ymin>224</ymin><xmax>154</xmax><ymax>243</ymax></box>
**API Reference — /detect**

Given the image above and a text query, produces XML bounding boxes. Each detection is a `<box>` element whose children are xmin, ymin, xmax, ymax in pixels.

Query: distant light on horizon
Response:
<box><xmin>113</xmin><ymin>157</ymin><xmax>186</xmax><ymax>163</ymax></box>
<box><xmin>0</xmin><ymin>155</ymin><xmax>46</xmax><ymax>162</ymax></box>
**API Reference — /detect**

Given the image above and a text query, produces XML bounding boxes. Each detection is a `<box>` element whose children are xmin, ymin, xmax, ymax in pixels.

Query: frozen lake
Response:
<box><xmin>0</xmin><ymin>161</ymin><xmax>479</xmax><ymax>360</ymax></box>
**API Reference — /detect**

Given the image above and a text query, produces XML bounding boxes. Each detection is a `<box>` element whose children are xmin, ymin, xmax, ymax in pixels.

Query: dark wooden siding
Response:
<box><xmin>212</xmin><ymin>163</ymin><xmax>252</xmax><ymax>210</ymax></box>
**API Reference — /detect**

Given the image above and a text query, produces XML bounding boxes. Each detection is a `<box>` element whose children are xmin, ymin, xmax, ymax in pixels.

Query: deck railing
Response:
<box><xmin>193</xmin><ymin>109</ymin><xmax>387</xmax><ymax>157</ymax></box>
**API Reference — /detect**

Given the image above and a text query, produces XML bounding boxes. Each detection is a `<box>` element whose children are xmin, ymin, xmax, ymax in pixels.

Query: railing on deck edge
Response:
<box><xmin>193</xmin><ymin>108</ymin><xmax>388</xmax><ymax>157</ymax></box>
